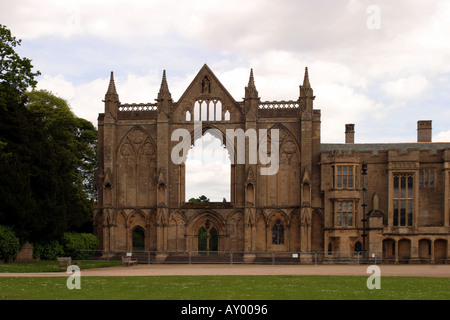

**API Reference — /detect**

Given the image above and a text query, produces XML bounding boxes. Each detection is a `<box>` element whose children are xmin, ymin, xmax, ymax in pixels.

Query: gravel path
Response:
<box><xmin>1</xmin><ymin>264</ymin><xmax>449</xmax><ymax>277</ymax></box>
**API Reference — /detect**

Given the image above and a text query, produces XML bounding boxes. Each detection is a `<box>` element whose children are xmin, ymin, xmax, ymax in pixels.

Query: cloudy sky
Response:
<box><xmin>2</xmin><ymin>0</ymin><xmax>450</xmax><ymax>200</ymax></box>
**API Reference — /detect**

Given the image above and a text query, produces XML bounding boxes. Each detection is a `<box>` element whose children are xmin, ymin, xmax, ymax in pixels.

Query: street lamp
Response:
<box><xmin>361</xmin><ymin>163</ymin><xmax>368</xmax><ymax>262</ymax></box>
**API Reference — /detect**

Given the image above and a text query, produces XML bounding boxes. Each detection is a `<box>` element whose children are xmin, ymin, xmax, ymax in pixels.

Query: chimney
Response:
<box><xmin>345</xmin><ymin>124</ymin><xmax>355</xmax><ymax>144</ymax></box>
<box><xmin>417</xmin><ymin>120</ymin><xmax>432</xmax><ymax>142</ymax></box>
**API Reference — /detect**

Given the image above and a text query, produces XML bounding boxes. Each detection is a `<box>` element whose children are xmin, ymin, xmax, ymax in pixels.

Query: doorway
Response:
<box><xmin>132</xmin><ymin>227</ymin><xmax>145</xmax><ymax>252</ymax></box>
<box><xmin>198</xmin><ymin>225</ymin><xmax>218</xmax><ymax>253</ymax></box>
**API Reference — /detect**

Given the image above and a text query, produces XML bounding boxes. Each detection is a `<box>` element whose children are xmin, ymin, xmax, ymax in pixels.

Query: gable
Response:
<box><xmin>174</xmin><ymin>64</ymin><xmax>243</xmax><ymax>115</ymax></box>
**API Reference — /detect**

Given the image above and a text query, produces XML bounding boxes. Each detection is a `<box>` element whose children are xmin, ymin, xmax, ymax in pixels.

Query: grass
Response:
<box><xmin>0</xmin><ymin>275</ymin><xmax>449</xmax><ymax>300</ymax></box>
<box><xmin>0</xmin><ymin>260</ymin><xmax>122</xmax><ymax>273</ymax></box>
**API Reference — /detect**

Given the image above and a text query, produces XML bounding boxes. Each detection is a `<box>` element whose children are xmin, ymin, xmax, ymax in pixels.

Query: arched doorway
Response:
<box><xmin>383</xmin><ymin>238</ymin><xmax>395</xmax><ymax>262</ymax></box>
<box><xmin>132</xmin><ymin>227</ymin><xmax>145</xmax><ymax>252</ymax></box>
<box><xmin>185</xmin><ymin>131</ymin><xmax>231</xmax><ymax>202</ymax></box>
<box><xmin>419</xmin><ymin>239</ymin><xmax>431</xmax><ymax>262</ymax></box>
<box><xmin>198</xmin><ymin>225</ymin><xmax>218</xmax><ymax>253</ymax></box>
<box><xmin>434</xmin><ymin>239</ymin><xmax>448</xmax><ymax>263</ymax></box>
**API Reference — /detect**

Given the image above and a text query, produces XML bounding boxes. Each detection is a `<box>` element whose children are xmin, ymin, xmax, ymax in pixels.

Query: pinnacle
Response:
<box><xmin>245</xmin><ymin>68</ymin><xmax>258</xmax><ymax>99</ymax></box>
<box><xmin>158</xmin><ymin>69</ymin><xmax>172</xmax><ymax>100</ymax></box>
<box><xmin>105</xmin><ymin>71</ymin><xmax>118</xmax><ymax>99</ymax></box>
<box><xmin>248</xmin><ymin>68</ymin><xmax>255</xmax><ymax>87</ymax></box>
<box><xmin>300</xmin><ymin>66</ymin><xmax>314</xmax><ymax>98</ymax></box>
<box><xmin>107</xmin><ymin>71</ymin><xmax>117</xmax><ymax>93</ymax></box>
<box><xmin>303</xmin><ymin>67</ymin><xmax>311</xmax><ymax>88</ymax></box>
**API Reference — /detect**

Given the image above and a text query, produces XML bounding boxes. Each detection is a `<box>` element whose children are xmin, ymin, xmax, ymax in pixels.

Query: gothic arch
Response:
<box><xmin>115</xmin><ymin>210</ymin><xmax>128</xmax><ymax>251</ymax></box>
<box><xmin>168</xmin><ymin>210</ymin><xmax>187</xmax><ymax>252</ymax></box>
<box><xmin>187</xmin><ymin>211</ymin><xmax>227</xmax><ymax>252</ymax></box>
<box><xmin>227</xmin><ymin>211</ymin><xmax>245</xmax><ymax>252</ymax></box>
<box><xmin>255</xmin><ymin>210</ymin><xmax>267</xmax><ymax>252</ymax></box>
<box><xmin>268</xmin><ymin>211</ymin><xmax>288</xmax><ymax>250</ymax></box>
<box><xmin>263</xmin><ymin>123</ymin><xmax>301</xmax><ymax>157</ymax></box>
<box><xmin>187</xmin><ymin>211</ymin><xmax>227</xmax><ymax>235</ymax></box>
<box><xmin>185</xmin><ymin>123</ymin><xmax>237</xmax><ymax>163</ymax></box>
<box><xmin>260</xmin><ymin>123</ymin><xmax>301</xmax><ymax>207</ymax></box>
<box><xmin>128</xmin><ymin>210</ymin><xmax>147</xmax><ymax>226</ymax></box>
<box><xmin>117</xmin><ymin>126</ymin><xmax>157</xmax><ymax>207</ymax></box>
<box><xmin>289</xmin><ymin>209</ymin><xmax>301</xmax><ymax>251</ymax></box>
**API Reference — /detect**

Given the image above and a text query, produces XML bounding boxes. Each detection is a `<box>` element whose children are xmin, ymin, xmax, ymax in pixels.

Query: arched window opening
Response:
<box><xmin>198</xmin><ymin>227</ymin><xmax>207</xmax><ymax>252</ymax></box>
<box><xmin>132</xmin><ymin>227</ymin><xmax>145</xmax><ymax>252</ymax></box>
<box><xmin>208</xmin><ymin>102</ymin><xmax>215</xmax><ymax>121</ymax></box>
<box><xmin>209</xmin><ymin>227</ymin><xmax>218</xmax><ymax>252</ymax></box>
<box><xmin>185</xmin><ymin>132</ymin><xmax>230</xmax><ymax>202</ymax></box>
<box><xmin>185</xmin><ymin>110</ymin><xmax>191</xmax><ymax>121</ymax></box>
<box><xmin>201</xmin><ymin>101</ymin><xmax>208</xmax><ymax>121</ymax></box>
<box><xmin>354</xmin><ymin>241</ymin><xmax>362</xmax><ymax>255</ymax></box>
<box><xmin>272</xmin><ymin>219</ymin><xmax>284</xmax><ymax>245</ymax></box>
<box><xmin>215</xmin><ymin>101</ymin><xmax>222</xmax><ymax>121</ymax></box>
<box><xmin>197</xmin><ymin>225</ymin><xmax>219</xmax><ymax>253</ymax></box>
<box><xmin>194</xmin><ymin>101</ymin><xmax>200</xmax><ymax>121</ymax></box>
<box><xmin>224</xmin><ymin>110</ymin><xmax>230</xmax><ymax>121</ymax></box>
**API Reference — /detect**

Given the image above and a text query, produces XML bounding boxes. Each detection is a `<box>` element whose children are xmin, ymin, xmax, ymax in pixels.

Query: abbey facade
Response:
<box><xmin>94</xmin><ymin>65</ymin><xmax>450</xmax><ymax>263</ymax></box>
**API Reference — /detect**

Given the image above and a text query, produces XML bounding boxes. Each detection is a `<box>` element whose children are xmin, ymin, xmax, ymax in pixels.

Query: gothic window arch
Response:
<box><xmin>197</xmin><ymin>225</ymin><xmax>219</xmax><ymax>252</ymax></box>
<box><xmin>117</xmin><ymin>126</ymin><xmax>156</xmax><ymax>207</ymax></box>
<box><xmin>272</xmin><ymin>219</ymin><xmax>284</xmax><ymax>245</ymax></box>
<box><xmin>193</xmin><ymin>99</ymin><xmax>224</xmax><ymax>121</ymax></box>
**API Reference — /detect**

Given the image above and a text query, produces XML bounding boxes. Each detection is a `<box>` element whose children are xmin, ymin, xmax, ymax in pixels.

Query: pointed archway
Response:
<box><xmin>197</xmin><ymin>226</ymin><xmax>218</xmax><ymax>253</ymax></box>
<box><xmin>188</xmin><ymin>211</ymin><xmax>226</xmax><ymax>252</ymax></box>
<box><xmin>132</xmin><ymin>226</ymin><xmax>145</xmax><ymax>252</ymax></box>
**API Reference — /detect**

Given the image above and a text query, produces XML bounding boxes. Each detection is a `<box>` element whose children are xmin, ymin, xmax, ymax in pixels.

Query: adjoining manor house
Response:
<box><xmin>94</xmin><ymin>64</ymin><xmax>450</xmax><ymax>264</ymax></box>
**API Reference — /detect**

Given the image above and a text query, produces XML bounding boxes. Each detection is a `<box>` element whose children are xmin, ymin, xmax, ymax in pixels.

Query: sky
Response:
<box><xmin>2</xmin><ymin>0</ymin><xmax>450</xmax><ymax>200</ymax></box>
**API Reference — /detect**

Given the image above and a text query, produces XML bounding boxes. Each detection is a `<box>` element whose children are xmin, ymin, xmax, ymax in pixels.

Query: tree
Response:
<box><xmin>0</xmin><ymin>225</ymin><xmax>20</xmax><ymax>261</ymax></box>
<box><xmin>189</xmin><ymin>195</ymin><xmax>210</xmax><ymax>203</ymax></box>
<box><xmin>0</xmin><ymin>25</ymin><xmax>39</xmax><ymax>240</ymax></box>
<box><xmin>25</xmin><ymin>89</ymin><xmax>98</xmax><ymax>239</ymax></box>
<box><xmin>0</xmin><ymin>24</ymin><xmax>40</xmax><ymax>109</ymax></box>
<box><xmin>0</xmin><ymin>25</ymin><xmax>97</xmax><ymax>242</ymax></box>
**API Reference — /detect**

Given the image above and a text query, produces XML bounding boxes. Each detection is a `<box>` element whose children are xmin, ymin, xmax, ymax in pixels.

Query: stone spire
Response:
<box><xmin>245</xmin><ymin>68</ymin><xmax>259</xmax><ymax>100</ymax></box>
<box><xmin>300</xmin><ymin>67</ymin><xmax>314</xmax><ymax>98</ymax></box>
<box><xmin>157</xmin><ymin>70</ymin><xmax>172</xmax><ymax>101</ymax></box>
<box><xmin>105</xmin><ymin>71</ymin><xmax>119</xmax><ymax>101</ymax></box>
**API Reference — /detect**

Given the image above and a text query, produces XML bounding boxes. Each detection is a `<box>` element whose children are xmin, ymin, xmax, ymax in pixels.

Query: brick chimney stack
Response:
<box><xmin>417</xmin><ymin>120</ymin><xmax>432</xmax><ymax>142</ymax></box>
<box><xmin>345</xmin><ymin>124</ymin><xmax>355</xmax><ymax>144</ymax></box>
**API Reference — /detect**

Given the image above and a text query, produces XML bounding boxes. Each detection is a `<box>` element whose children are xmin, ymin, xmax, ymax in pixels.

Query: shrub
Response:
<box><xmin>62</xmin><ymin>232</ymin><xmax>99</xmax><ymax>260</ymax></box>
<box><xmin>33</xmin><ymin>240</ymin><xmax>64</xmax><ymax>260</ymax></box>
<box><xmin>0</xmin><ymin>225</ymin><xmax>20</xmax><ymax>262</ymax></box>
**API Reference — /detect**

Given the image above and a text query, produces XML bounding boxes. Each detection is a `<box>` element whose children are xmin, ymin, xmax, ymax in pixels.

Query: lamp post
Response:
<box><xmin>361</xmin><ymin>164</ymin><xmax>368</xmax><ymax>263</ymax></box>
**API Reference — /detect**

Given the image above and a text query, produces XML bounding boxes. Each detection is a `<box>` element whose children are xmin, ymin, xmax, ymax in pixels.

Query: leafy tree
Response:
<box><xmin>0</xmin><ymin>25</ymin><xmax>97</xmax><ymax>243</ymax></box>
<box><xmin>0</xmin><ymin>225</ymin><xmax>20</xmax><ymax>261</ymax></box>
<box><xmin>189</xmin><ymin>195</ymin><xmax>210</xmax><ymax>203</ymax></box>
<box><xmin>0</xmin><ymin>24</ymin><xmax>40</xmax><ymax>109</ymax></box>
<box><xmin>24</xmin><ymin>90</ymin><xmax>98</xmax><ymax>240</ymax></box>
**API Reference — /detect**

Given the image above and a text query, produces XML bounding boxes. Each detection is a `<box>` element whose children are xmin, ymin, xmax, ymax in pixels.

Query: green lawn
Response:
<box><xmin>0</xmin><ymin>275</ymin><xmax>448</xmax><ymax>300</ymax></box>
<box><xmin>0</xmin><ymin>260</ymin><xmax>122</xmax><ymax>273</ymax></box>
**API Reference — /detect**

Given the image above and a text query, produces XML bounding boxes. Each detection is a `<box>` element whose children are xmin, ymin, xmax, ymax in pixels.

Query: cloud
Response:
<box><xmin>434</xmin><ymin>130</ymin><xmax>450</xmax><ymax>143</ymax></box>
<box><xmin>382</xmin><ymin>74</ymin><xmax>429</xmax><ymax>101</ymax></box>
<box><xmin>5</xmin><ymin>0</ymin><xmax>448</xmax><ymax>145</ymax></box>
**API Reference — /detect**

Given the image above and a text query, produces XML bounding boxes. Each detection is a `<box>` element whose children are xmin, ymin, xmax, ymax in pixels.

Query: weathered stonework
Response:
<box><xmin>94</xmin><ymin>65</ymin><xmax>450</xmax><ymax>263</ymax></box>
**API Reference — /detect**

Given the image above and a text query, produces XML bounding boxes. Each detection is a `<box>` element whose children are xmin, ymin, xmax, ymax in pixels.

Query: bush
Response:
<box><xmin>0</xmin><ymin>225</ymin><xmax>20</xmax><ymax>261</ymax></box>
<box><xmin>33</xmin><ymin>240</ymin><xmax>64</xmax><ymax>260</ymax></box>
<box><xmin>62</xmin><ymin>232</ymin><xmax>99</xmax><ymax>260</ymax></box>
